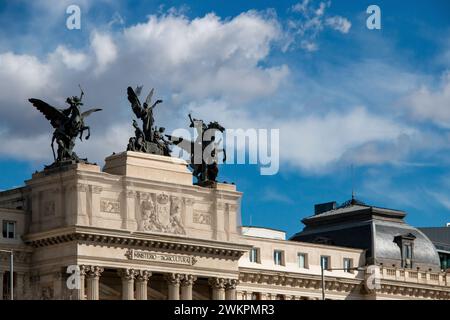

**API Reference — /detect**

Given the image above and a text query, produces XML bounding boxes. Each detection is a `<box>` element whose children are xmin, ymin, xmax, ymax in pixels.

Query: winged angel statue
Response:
<box><xmin>29</xmin><ymin>87</ymin><xmax>102</xmax><ymax>167</ymax></box>
<box><xmin>126</xmin><ymin>86</ymin><xmax>171</xmax><ymax>155</ymax></box>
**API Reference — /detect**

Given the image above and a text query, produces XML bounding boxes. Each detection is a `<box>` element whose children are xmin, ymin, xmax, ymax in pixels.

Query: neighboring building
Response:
<box><xmin>420</xmin><ymin>226</ymin><xmax>450</xmax><ymax>271</ymax></box>
<box><xmin>291</xmin><ymin>199</ymin><xmax>441</xmax><ymax>272</ymax></box>
<box><xmin>0</xmin><ymin>152</ymin><xmax>449</xmax><ymax>300</ymax></box>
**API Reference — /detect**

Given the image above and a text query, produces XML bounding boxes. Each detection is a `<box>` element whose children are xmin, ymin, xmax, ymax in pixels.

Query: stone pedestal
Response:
<box><xmin>103</xmin><ymin>151</ymin><xmax>192</xmax><ymax>186</ymax></box>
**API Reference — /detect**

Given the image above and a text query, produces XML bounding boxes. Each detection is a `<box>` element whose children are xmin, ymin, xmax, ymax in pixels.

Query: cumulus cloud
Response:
<box><xmin>288</xmin><ymin>0</ymin><xmax>351</xmax><ymax>51</ymax></box>
<box><xmin>403</xmin><ymin>72</ymin><xmax>450</xmax><ymax>128</ymax></box>
<box><xmin>186</xmin><ymin>99</ymin><xmax>413</xmax><ymax>172</ymax></box>
<box><xmin>0</xmin><ymin>7</ymin><xmax>434</xmax><ymax>175</ymax></box>
<box><xmin>325</xmin><ymin>16</ymin><xmax>351</xmax><ymax>34</ymax></box>
<box><xmin>0</xmin><ymin>10</ymin><xmax>288</xmax><ymax>165</ymax></box>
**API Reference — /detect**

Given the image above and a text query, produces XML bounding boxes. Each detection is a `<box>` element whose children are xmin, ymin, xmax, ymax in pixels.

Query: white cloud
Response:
<box><xmin>288</xmin><ymin>0</ymin><xmax>351</xmax><ymax>51</ymax></box>
<box><xmin>278</xmin><ymin>107</ymin><xmax>412</xmax><ymax>171</ymax></box>
<box><xmin>325</xmin><ymin>16</ymin><xmax>351</xmax><ymax>34</ymax></box>
<box><xmin>0</xmin><ymin>10</ymin><xmax>288</xmax><ymax>165</ymax></box>
<box><xmin>404</xmin><ymin>72</ymin><xmax>450</xmax><ymax>128</ymax></box>
<box><xmin>91</xmin><ymin>32</ymin><xmax>118</xmax><ymax>74</ymax></box>
<box><xmin>186</xmin><ymin>99</ymin><xmax>413</xmax><ymax>172</ymax></box>
<box><xmin>52</xmin><ymin>46</ymin><xmax>90</xmax><ymax>71</ymax></box>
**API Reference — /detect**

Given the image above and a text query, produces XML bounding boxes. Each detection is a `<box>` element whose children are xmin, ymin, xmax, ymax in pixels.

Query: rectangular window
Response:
<box><xmin>343</xmin><ymin>258</ymin><xmax>353</xmax><ymax>272</ymax></box>
<box><xmin>402</xmin><ymin>243</ymin><xmax>413</xmax><ymax>268</ymax></box>
<box><xmin>298</xmin><ymin>253</ymin><xmax>308</xmax><ymax>269</ymax></box>
<box><xmin>320</xmin><ymin>255</ymin><xmax>330</xmax><ymax>270</ymax></box>
<box><xmin>2</xmin><ymin>221</ymin><xmax>16</xmax><ymax>239</ymax></box>
<box><xmin>249</xmin><ymin>248</ymin><xmax>260</xmax><ymax>263</ymax></box>
<box><xmin>274</xmin><ymin>250</ymin><xmax>284</xmax><ymax>266</ymax></box>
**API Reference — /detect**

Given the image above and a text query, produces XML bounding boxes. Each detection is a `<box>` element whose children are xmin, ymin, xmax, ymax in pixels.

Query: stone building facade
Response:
<box><xmin>0</xmin><ymin>151</ymin><xmax>449</xmax><ymax>300</ymax></box>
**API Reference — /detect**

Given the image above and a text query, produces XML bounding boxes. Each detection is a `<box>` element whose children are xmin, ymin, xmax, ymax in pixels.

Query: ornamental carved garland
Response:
<box><xmin>139</xmin><ymin>193</ymin><xmax>186</xmax><ymax>235</ymax></box>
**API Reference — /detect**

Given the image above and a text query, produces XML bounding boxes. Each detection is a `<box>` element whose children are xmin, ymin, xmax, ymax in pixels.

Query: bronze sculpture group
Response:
<box><xmin>29</xmin><ymin>85</ymin><xmax>226</xmax><ymax>186</ymax></box>
<box><xmin>28</xmin><ymin>86</ymin><xmax>102</xmax><ymax>168</ymax></box>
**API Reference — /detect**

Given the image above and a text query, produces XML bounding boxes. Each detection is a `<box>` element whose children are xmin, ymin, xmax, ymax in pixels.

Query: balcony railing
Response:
<box><xmin>380</xmin><ymin>267</ymin><xmax>449</xmax><ymax>287</ymax></box>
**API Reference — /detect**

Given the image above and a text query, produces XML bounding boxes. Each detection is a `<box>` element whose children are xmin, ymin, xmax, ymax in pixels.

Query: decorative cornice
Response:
<box><xmin>23</xmin><ymin>228</ymin><xmax>250</xmax><ymax>259</ymax></box>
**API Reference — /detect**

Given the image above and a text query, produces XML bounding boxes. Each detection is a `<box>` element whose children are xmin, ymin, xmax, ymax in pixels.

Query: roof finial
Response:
<box><xmin>351</xmin><ymin>164</ymin><xmax>355</xmax><ymax>204</ymax></box>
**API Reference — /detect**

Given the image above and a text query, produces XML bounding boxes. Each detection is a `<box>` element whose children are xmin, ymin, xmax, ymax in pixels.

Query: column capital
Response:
<box><xmin>180</xmin><ymin>274</ymin><xmax>197</xmax><ymax>287</ymax></box>
<box><xmin>226</xmin><ymin>279</ymin><xmax>239</xmax><ymax>290</ymax></box>
<box><xmin>118</xmin><ymin>268</ymin><xmax>138</xmax><ymax>280</ymax></box>
<box><xmin>83</xmin><ymin>265</ymin><xmax>104</xmax><ymax>278</ymax></box>
<box><xmin>209</xmin><ymin>277</ymin><xmax>227</xmax><ymax>289</ymax></box>
<box><xmin>165</xmin><ymin>273</ymin><xmax>182</xmax><ymax>285</ymax></box>
<box><xmin>136</xmin><ymin>270</ymin><xmax>152</xmax><ymax>282</ymax></box>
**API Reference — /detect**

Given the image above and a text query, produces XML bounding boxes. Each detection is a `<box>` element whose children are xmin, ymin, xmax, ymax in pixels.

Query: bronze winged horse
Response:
<box><xmin>29</xmin><ymin>87</ymin><xmax>102</xmax><ymax>165</ymax></box>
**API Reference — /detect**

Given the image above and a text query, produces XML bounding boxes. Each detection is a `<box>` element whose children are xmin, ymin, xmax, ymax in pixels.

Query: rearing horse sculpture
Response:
<box><xmin>29</xmin><ymin>87</ymin><xmax>102</xmax><ymax>166</ymax></box>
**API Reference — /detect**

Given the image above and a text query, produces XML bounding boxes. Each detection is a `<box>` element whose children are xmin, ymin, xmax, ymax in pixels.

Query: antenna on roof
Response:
<box><xmin>250</xmin><ymin>214</ymin><xmax>253</xmax><ymax>226</ymax></box>
<box><xmin>351</xmin><ymin>163</ymin><xmax>355</xmax><ymax>201</ymax></box>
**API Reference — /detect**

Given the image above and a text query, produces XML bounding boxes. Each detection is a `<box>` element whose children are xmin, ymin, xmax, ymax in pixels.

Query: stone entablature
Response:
<box><xmin>18</xmin><ymin>152</ymin><xmax>241</xmax><ymax>244</ymax></box>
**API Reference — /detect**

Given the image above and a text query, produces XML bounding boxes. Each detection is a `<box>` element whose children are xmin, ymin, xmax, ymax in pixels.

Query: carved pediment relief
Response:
<box><xmin>138</xmin><ymin>193</ymin><xmax>185</xmax><ymax>235</ymax></box>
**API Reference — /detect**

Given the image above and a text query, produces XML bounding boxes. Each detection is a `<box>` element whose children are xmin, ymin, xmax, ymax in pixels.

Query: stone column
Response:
<box><xmin>225</xmin><ymin>279</ymin><xmax>239</xmax><ymax>300</ymax></box>
<box><xmin>180</xmin><ymin>274</ymin><xmax>197</xmax><ymax>300</ymax></box>
<box><xmin>73</xmin><ymin>266</ymin><xmax>87</xmax><ymax>300</ymax></box>
<box><xmin>135</xmin><ymin>270</ymin><xmax>151</xmax><ymax>300</ymax></box>
<box><xmin>209</xmin><ymin>277</ymin><xmax>226</xmax><ymax>300</ymax></box>
<box><xmin>85</xmin><ymin>266</ymin><xmax>103</xmax><ymax>300</ymax></box>
<box><xmin>30</xmin><ymin>272</ymin><xmax>40</xmax><ymax>300</ymax></box>
<box><xmin>52</xmin><ymin>272</ymin><xmax>63</xmax><ymax>300</ymax></box>
<box><xmin>166</xmin><ymin>273</ymin><xmax>181</xmax><ymax>300</ymax></box>
<box><xmin>0</xmin><ymin>271</ymin><xmax>3</xmax><ymax>300</ymax></box>
<box><xmin>118</xmin><ymin>269</ymin><xmax>137</xmax><ymax>300</ymax></box>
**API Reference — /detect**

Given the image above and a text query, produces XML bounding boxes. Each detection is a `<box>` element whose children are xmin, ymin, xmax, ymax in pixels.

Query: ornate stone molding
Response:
<box><xmin>23</xmin><ymin>230</ymin><xmax>249</xmax><ymax>259</ymax></box>
<box><xmin>183</xmin><ymin>198</ymin><xmax>194</xmax><ymax>206</ymax></box>
<box><xmin>90</xmin><ymin>185</ymin><xmax>103</xmax><ymax>194</ymax></box>
<box><xmin>138</xmin><ymin>192</ymin><xmax>186</xmax><ymax>235</ymax></box>
<box><xmin>100</xmin><ymin>198</ymin><xmax>120</xmax><ymax>213</ymax></box>
<box><xmin>126</xmin><ymin>190</ymin><xmax>137</xmax><ymax>198</ymax></box>
<box><xmin>76</xmin><ymin>183</ymin><xmax>89</xmax><ymax>192</ymax></box>
<box><xmin>0</xmin><ymin>250</ymin><xmax>31</xmax><ymax>264</ymax></box>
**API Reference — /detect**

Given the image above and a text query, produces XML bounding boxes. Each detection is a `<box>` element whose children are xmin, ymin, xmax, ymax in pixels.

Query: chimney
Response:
<box><xmin>314</xmin><ymin>202</ymin><xmax>337</xmax><ymax>215</ymax></box>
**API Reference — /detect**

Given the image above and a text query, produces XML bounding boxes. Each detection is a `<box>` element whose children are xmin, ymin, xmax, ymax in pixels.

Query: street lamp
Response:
<box><xmin>320</xmin><ymin>264</ymin><xmax>366</xmax><ymax>300</ymax></box>
<box><xmin>0</xmin><ymin>249</ymin><xmax>14</xmax><ymax>300</ymax></box>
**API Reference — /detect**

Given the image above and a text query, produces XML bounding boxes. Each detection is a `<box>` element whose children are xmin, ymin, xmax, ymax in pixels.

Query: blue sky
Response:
<box><xmin>0</xmin><ymin>0</ymin><xmax>449</xmax><ymax>237</ymax></box>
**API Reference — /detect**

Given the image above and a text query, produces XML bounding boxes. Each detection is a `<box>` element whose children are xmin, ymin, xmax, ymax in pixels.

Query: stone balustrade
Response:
<box><xmin>380</xmin><ymin>267</ymin><xmax>449</xmax><ymax>286</ymax></box>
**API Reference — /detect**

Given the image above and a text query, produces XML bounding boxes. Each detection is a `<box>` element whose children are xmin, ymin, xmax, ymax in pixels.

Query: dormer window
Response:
<box><xmin>395</xmin><ymin>233</ymin><xmax>416</xmax><ymax>269</ymax></box>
